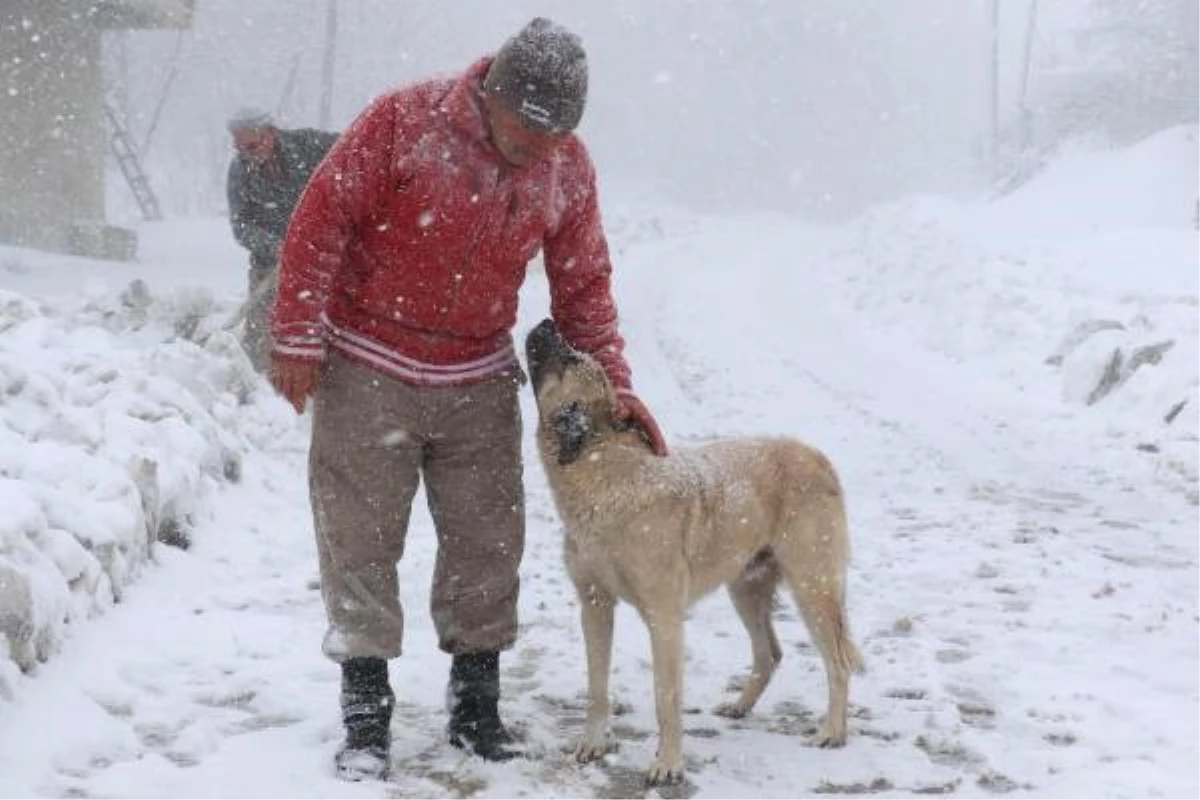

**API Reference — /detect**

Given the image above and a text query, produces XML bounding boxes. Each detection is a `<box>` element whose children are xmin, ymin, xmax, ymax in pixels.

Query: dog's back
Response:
<box><xmin>618</xmin><ymin>436</ymin><xmax>849</xmax><ymax>602</ymax></box>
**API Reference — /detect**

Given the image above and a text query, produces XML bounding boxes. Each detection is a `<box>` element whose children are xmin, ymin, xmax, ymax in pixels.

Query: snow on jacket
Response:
<box><xmin>227</xmin><ymin>128</ymin><xmax>340</xmax><ymax>263</ymax></box>
<box><xmin>271</xmin><ymin>56</ymin><xmax>632</xmax><ymax>389</ymax></box>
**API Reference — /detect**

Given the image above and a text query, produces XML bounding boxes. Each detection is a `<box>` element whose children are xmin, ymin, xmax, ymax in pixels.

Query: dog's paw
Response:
<box><xmin>713</xmin><ymin>700</ymin><xmax>749</xmax><ymax>719</ymax></box>
<box><xmin>574</xmin><ymin>732</ymin><xmax>613</xmax><ymax>763</ymax></box>
<box><xmin>812</xmin><ymin>719</ymin><xmax>849</xmax><ymax>748</ymax></box>
<box><xmin>645</xmin><ymin>756</ymin><xmax>685</xmax><ymax>786</ymax></box>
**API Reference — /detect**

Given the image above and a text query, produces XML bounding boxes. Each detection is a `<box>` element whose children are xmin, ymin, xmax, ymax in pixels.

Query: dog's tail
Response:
<box><xmin>822</xmin><ymin>593</ymin><xmax>865</xmax><ymax>675</ymax></box>
<box><xmin>794</xmin><ymin>578</ymin><xmax>866</xmax><ymax>676</ymax></box>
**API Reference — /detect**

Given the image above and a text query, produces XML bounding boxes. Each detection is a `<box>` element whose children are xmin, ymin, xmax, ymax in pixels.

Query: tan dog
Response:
<box><xmin>525</xmin><ymin>319</ymin><xmax>864</xmax><ymax>785</ymax></box>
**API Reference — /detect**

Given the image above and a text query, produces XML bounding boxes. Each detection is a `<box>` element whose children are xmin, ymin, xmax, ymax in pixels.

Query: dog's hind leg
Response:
<box><xmin>643</xmin><ymin>609</ymin><xmax>686</xmax><ymax>785</ymax></box>
<box><xmin>575</xmin><ymin>585</ymin><xmax>616</xmax><ymax>763</ymax></box>
<box><xmin>715</xmin><ymin>554</ymin><xmax>782</xmax><ymax>719</ymax></box>
<box><xmin>780</xmin><ymin>568</ymin><xmax>863</xmax><ymax>748</ymax></box>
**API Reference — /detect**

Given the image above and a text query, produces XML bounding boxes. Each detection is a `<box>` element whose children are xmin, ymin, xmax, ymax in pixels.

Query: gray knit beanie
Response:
<box><xmin>228</xmin><ymin>107</ymin><xmax>275</xmax><ymax>133</ymax></box>
<box><xmin>482</xmin><ymin>17</ymin><xmax>588</xmax><ymax>132</ymax></box>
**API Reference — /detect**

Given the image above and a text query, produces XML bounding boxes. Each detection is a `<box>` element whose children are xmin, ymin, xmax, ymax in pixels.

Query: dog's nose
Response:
<box><xmin>526</xmin><ymin>318</ymin><xmax>578</xmax><ymax>387</ymax></box>
<box><xmin>529</xmin><ymin>319</ymin><xmax>559</xmax><ymax>347</ymax></box>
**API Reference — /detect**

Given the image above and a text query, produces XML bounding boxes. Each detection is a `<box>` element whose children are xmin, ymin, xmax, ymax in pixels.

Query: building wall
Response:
<box><xmin>1</xmin><ymin>3</ymin><xmax>107</xmax><ymax>253</ymax></box>
<box><xmin>0</xmin><ymin>1</ymin><xmax>192</xmax><ymax>260</ymax></box>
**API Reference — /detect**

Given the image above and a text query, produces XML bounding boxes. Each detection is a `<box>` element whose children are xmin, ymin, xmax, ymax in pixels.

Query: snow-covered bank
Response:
<box><xmin>0</xmin><ymin>231</ymin><xmax>291</xmax><ymax>697</ymax></box>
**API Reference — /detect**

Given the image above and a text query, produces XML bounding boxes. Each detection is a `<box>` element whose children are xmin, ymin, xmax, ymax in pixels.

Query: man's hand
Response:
<box><xmin>270</xmin><ymin>353</ymin><xmax>322</xmax><ymax>414</ymax></box>
<box><xmin>616</xmin><ymin>390</ymin><xmax>668</xmax><ymax>456</ymax></box>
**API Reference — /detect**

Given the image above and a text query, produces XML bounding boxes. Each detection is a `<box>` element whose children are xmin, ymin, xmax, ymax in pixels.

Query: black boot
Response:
<box><xmin>335</xmin><ymin>657</ymin><xmax>394</xmax><ymax>781</ymax></box>
<box><xmin>447</xmin><ymin>652</ymin><xmax>520</xmax><ymax>761</ymax></box>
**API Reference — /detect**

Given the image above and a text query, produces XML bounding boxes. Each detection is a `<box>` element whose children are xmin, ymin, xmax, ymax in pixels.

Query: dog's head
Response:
<box><xmin>525</xmin><ymin>319</ymin><xmax>623</xmax><ymax>466</ymax></box>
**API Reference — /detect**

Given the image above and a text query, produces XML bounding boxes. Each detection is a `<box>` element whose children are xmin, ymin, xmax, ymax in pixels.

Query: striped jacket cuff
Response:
<box><xmin>274</xmin><ymin>336</ymin><xmax>325</xmax><ymax>360</ymax></box>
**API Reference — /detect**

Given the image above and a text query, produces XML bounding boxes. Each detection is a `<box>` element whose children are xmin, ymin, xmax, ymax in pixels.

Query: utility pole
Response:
<box><xmin>987</xmin><ymin>0</ymin><xmax>1000</xmax><ymax>167</ymax></box>
<box><xmin>318</xmin><ymin>0</ymin><xmax>337</xmax><ymax>128</ymax></box>
<box><xmin>1017</xmin><ymin>0</ymin><xmax>1038</xmax><ymax>107</ymax></box>
<box><xmin>1015</xmin><ymin>0</ymin><xmax>1039</xmax><ymax>153</ymax></box>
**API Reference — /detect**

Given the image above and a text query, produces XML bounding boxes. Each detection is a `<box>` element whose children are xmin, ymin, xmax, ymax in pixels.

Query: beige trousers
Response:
<box><xmin>309</xmin><ymin>351</ymin><xmax>525</xmax><ymax>661</ymax></box>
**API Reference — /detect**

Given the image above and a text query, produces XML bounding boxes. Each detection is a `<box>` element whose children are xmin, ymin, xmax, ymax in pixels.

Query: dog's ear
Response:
<box><xmin>551</xmin><ymin>401</ymin><xmax>592</xmax><ymax>465</ymax></box>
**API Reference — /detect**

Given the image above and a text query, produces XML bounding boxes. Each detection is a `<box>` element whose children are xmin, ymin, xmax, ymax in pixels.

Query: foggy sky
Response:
<box><xmin>107</xmin><ymin>0</ymin><xmax>1190</xmax><ymax>221</ymax></box>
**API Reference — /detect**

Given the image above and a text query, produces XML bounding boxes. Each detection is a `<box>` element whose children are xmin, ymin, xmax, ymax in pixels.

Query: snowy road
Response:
<box><xmin>0</xmin><ymin>195</ymin><xmax>1195</xmax><ymax>799</ymax></box>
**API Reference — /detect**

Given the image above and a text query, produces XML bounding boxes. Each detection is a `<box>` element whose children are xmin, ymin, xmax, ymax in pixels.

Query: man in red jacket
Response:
<box><xmin>270</xmin><ymin>17</ymin><xmax>667</xmax><ymax>780</ymax></box>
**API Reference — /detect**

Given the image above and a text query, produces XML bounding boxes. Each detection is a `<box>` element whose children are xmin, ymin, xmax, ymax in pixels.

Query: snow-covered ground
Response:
<box><xmin>0</xmin><ymin>126</ymin><xmax>1195</xmax><ymax>798</ymax></box>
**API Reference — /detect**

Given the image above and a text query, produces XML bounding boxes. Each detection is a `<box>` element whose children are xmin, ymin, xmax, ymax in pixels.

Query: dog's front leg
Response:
<box><xmin>645</xmin><ymin>612</ymin><xmax>686</xmax><ymax>785</ymax></box>
<box><xmin>575</xmin><ymin>586</ymin><xmax>615</xmax><ymax>763</ymax></box>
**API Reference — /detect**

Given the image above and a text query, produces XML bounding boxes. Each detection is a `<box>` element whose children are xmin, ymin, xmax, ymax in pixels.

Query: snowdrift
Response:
<box><xmin>830</xmin><ymin>124</ymin><xmax>1198</xmax><ymax>496</ymax></box>
<box><xmin>0</xmin><ymin>280</ymin><xmax>284</xmax><ymax>696</ymax></box>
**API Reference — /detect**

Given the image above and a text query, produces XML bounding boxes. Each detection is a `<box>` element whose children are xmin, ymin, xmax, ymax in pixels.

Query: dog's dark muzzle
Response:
<box><xmin>525</xmin><ymin>318</ymin><xmax>582</xmax><ymax>390</ymax></box>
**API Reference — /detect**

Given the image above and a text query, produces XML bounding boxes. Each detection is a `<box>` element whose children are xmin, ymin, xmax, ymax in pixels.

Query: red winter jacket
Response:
<box><xmin>271</xmin><ymin>56</ymin><xmax>632</xmax><ymax>390</ymax></box>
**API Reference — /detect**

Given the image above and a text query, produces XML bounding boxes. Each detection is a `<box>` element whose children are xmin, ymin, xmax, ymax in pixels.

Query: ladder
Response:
<box><xmin>103</xmin><ymin>101</ymin><xmax>163</xmax><ymax>222</ymax></box>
